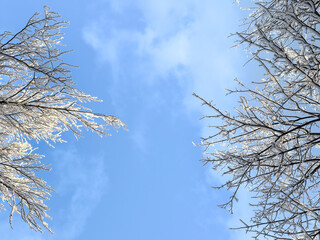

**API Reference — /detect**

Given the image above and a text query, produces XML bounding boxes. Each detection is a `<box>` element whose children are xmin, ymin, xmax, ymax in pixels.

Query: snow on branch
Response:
<box><xmin>196</xmin><ymin>1</ymin><xmax>320</xmax><ymax>239</ymax></box>
<box><xmin>0</xmin><ymin>7</ymin><xmax>125</xmax><ymax>232</ymax></box>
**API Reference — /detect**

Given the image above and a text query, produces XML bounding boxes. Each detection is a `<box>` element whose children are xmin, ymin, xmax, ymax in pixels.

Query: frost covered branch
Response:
<box><xmin>196</xmin><ymin>1</ymin><xmax>320</xmax><ymax>239</ymax></box>
<box><xmin>0</xmin><ymin>7</ymin><xmax>125</xmax><ymax>232</ymax></box>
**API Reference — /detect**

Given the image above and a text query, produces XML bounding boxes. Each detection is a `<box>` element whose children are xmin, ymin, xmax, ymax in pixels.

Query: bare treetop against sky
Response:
<box><xmin>0</xmin><ymin>1</ymin><xmax>276</xmax><ymax>240</ymax></box>
<box><xmin>0</xmin><ymin>7</ymin><xmax>125</xmax><ymax>232</ymax></box>
<box><xmin>197</xmin><ymin>0</ymin><xmax>320</xmax><ymax>239</ymax></box>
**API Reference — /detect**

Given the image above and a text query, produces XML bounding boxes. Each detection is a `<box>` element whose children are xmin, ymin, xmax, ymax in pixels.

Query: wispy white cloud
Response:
<box><xmin>82</xmin><ymin>1</ymin><xmax>254</xmax><ymax>238</ymax></box>
<box><xmin>135</xmin><ymin>28</ymin><xmax>191</xmax><ymax>76</ymax></box>
<box><xmin>82</xmin><ymin>0</ymin><xmax>243</xmax><ymax>102</ymax></box>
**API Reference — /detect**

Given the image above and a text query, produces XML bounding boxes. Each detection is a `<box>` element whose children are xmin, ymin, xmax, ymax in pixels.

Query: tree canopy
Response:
<box><xmin>0</xmin><ymin>7</ymin><xmax>125</xmax><ymax>232</ymax></box>
<box><xmin>196</xmin><ymin>0</ymin><xmax>320</xmax><ymax>239</ymax></box>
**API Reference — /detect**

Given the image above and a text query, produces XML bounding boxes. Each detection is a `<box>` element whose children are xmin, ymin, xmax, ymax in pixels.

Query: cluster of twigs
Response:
<box><xmin>196</xmin><ymin>1</ymin><xmax>320</xmax><ymax>239</ymax></box>
<box><xmin>0</xmin><ymin>7</ymin><xmax>125</xmax><ymax>232</ymax></box>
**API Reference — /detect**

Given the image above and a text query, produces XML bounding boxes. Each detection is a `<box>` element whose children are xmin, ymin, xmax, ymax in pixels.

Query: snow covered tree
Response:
<box><xmin>0</xmin><ymin>7</ymin><xmax>125</xmax><ymax>233</ymax></box>
<box><xmin>195</xmin><ymin>0</ymin><xmax>320</xmax><ymax>239</ymax></box>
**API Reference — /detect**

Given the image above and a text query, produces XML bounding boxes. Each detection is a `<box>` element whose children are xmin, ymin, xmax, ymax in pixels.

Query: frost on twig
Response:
<box><xmin>0</xmin><ymin>7</ymin><xmax>125</xmax><ymax>232</ymax></box>
<box><xmin>196</xmin><ymin>0</ymin><xmax>320</xmax><ymax>239</ymax></box>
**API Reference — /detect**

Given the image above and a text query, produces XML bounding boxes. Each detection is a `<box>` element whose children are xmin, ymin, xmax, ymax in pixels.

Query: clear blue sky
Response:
<box><xmin>0</xmin><ymin>1</ymin><xmax>259</xmax><ymax>239</ymax></box>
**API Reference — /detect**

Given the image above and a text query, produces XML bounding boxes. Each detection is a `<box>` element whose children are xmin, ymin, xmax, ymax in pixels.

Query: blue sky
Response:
<box><xmin>0</xmin><ymin>1</ymin><xmax>260</xmax><ymax>239</ymax></box>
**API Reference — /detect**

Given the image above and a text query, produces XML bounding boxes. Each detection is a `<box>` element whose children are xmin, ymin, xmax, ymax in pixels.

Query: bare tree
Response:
<box><xmin>194</xmin><ymin>0</ymin><xmax>320</xmax><ymax>239</ymax></box>
<box><xmin>0</xmin><ymin>7</ymin><xmax>125</xmax><ymax>233</ymax></box>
